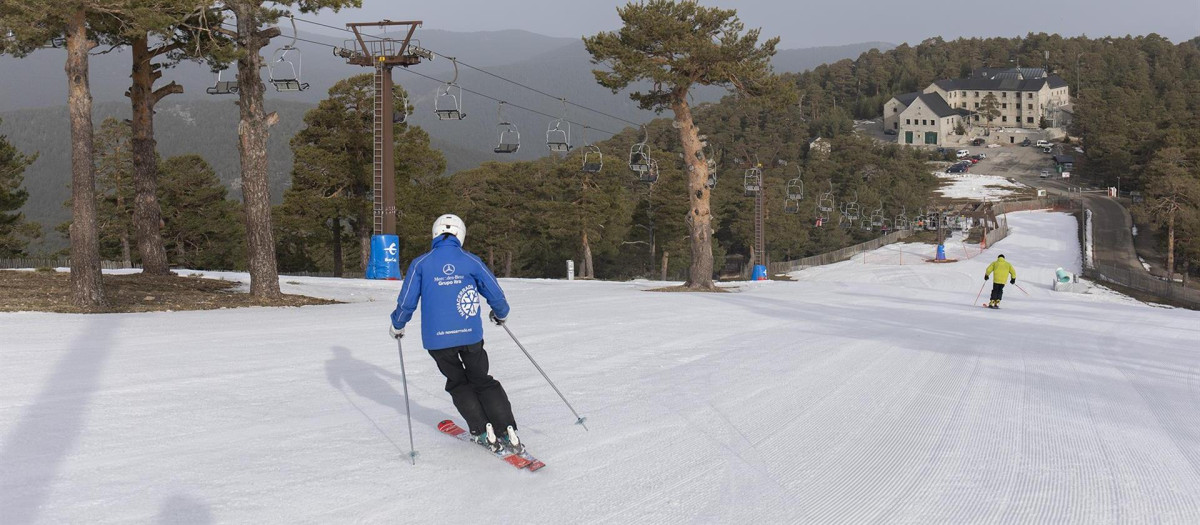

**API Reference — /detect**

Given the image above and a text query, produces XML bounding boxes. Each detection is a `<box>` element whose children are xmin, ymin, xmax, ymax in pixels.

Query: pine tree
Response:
<box><xmin>158</xmin><ymin>155</ymin><xmax>244</xmax><ymax>270</ymax></box>
<box><xmin>979</xmin><ymin>92</ymin><xmax>1001</xmax><ymax>134</ymax></box>
<box><xmin>215</xmin><ymin>0</ymin><xmax>359</xmax><ymax>298</ymax></box>
<box><xmin>1</xmin><ymin>2</ymin><xmax>120</xmax><ymax>307</ymax></box>
<box><xmin>584</xmin><ymin>0</ymin><xmax>788</xmax><ymax>290</ymax></box>
<box><xmin>93</xmin><ymin>118</ymin><xmax>136</xmax><ymax>266</ymax></box>
<box><xmin>96</xmin><ymin>2</ymin><xmax>231</xmax><ymax>275</ymax></box>
<box><xmin>278</xmin><ymin>74</ymin><xmax>444</xmax><ymax>276</ymax></box>
<box><xmin>0</xmin><ymin>118</ymin><xmax>39</xmax><ymax>257</ymax></box>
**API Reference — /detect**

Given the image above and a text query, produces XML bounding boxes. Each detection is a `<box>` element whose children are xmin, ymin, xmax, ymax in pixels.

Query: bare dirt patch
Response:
<box><xmin>644</xmin><ymin>284</ymin><xmax>732</xmax><ymax>293</ymax></box>
<box><xmin>0</xmin><ymin>270</ymin><xmax>337</xmax><ymax>313</ymax></box>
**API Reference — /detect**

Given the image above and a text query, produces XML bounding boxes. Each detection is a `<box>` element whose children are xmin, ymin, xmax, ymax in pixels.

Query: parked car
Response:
<box><xmin>947</xmin><ymin>165</ymin><xmax>966</xmax><ymax>174</ymax></box>
<box><xmin>1039</xmin><ymin>169</ymin><xmax>1050</xmax><ymax>178</ymax></box>
<box><xmin>967</xmin><ymin>158</ymin><xmax>980</xmax><ymax>164</ymax></box>
<box><xmin>971</xmin><ymin>138</ymin><xmax>986</xmax><ymax>146</ymax></box>
<box><xmin>956</xmin><ymin>149</ymin><xmax>970</xmax><ymax>159</ymax></box>
<box><xmin>884</xmin><ymin>128</ymin><xmax>897</xmax><ymax>135</ymax></box>
<box><xmin>1020</xmin><ymin>138</ymin><xmax>1032</xmax><ymax>147</ymax></box>
<box><xmin>971</xmin><ymin>153</ymin><xmax>987</xmax><ymax>160</ymax></box>
<box><xmin>1041</xmin><ymin>145</ymin><xmax>1053</xmax><ymax>154</ymax></box>
<box><xmin>1036</xmin><ymin>139</ymin><xmax>1051</xmax><ymax>148</ymax></box>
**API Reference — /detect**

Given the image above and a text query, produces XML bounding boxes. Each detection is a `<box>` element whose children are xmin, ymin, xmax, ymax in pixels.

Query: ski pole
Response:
<box><xmin>1013</xmin><ymin>282</ymin><xmax>1030</xmax><ymax>296</ymax></box>
<box><xmin>396</xmin><ymin>338</ymin><xmax>419</xmax><ymax>465</ymax></box>
<box><xmin>973</xmin><ymin>281</ymin><xmax>986</xmax><ymax>306</ymax></box>
<box><xmin>501</xmin><ymin>323</ymin><xmax>589</xmax><ymax>431</ymax></box>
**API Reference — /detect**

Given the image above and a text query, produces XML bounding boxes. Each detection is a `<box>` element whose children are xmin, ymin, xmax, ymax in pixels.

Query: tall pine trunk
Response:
<box><xmin>580</xmin><ymin>229</ymin><xmax>593</xmax><ymax>279</ymax></box>
<box><xmin>128</xmin><ymin>35</ymin><xmax>174</xmax><ymax>275</ymax></box>
<box><xmin>331</xmin><ymin>218</ymin><xmax>343</xmax><ymax>277</ymax></box>
<box><xmin>233</xmin><ymin>7</ymin><xmax>281</xmax><ymax>299</ymax></box>
<box><xmin>1166</xmin><ymin>210</ymin><xmax>1175</xmax><ymax>284</ymax></box>
<box><xmin>66</xmin><ymin>10</ymin><xmax>104</xmax><ymax>308</ymax></box>
<box><xmin>671</xmin><ymin>95</ymin><xmax>717</xmax><ymax>290</ymax></box>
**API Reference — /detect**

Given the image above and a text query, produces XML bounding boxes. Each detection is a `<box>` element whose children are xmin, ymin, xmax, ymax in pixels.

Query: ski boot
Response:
<box><xmin>471</xmin><ymin>423</ymin><xmax>504</xmax><ymax>453</ymax></box>
<box><xmin>500</xmin><ymin>425</ymin><xmax>524</xmax><ymax>454</ymax></box>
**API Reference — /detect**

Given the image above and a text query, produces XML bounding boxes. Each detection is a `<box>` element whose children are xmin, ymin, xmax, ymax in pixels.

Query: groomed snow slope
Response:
<box><xmin>2</xmin><ymin>211</ymin><xmax>1198</xmax><ymax>524</ymax></box>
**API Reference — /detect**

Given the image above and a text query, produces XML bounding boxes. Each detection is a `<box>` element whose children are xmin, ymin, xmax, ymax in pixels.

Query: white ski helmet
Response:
<box><xmin>432</xmin><ymin>214</ymin><xmax>466</xmax><ymax>245</ymax></box>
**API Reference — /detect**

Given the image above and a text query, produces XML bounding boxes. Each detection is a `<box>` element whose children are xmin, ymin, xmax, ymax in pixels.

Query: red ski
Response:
<box><xmin>437</xmin><ymin>420</ymin><xmax>545</xmax><ymax>471</ymax></box>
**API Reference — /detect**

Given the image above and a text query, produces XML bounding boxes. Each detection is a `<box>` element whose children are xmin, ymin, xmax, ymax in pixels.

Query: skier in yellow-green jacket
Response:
<box><xmin>984</xmin><ymin>254</ymin><xmax>1016</xmax><ymax>308</ymax></box>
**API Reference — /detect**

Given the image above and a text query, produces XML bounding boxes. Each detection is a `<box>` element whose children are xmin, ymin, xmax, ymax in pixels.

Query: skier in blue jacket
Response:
<box><xmin>389</xmin><ymin>214</ymin><xmax>521</xmax><ymax>452</ymax></box>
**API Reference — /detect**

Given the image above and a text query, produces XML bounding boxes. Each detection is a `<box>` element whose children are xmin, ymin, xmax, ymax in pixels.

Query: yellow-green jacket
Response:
<box><xmin>986</xmin><ymin>258</ymin><xmax>1016</xmax><ymax>282</ymax></box>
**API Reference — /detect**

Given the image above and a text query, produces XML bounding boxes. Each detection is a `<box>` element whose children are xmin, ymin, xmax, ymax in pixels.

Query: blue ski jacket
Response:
<box><xmin>390</xmin><ymin>235</ymin><xmax>510</xmax><ymax>350</ymax></box>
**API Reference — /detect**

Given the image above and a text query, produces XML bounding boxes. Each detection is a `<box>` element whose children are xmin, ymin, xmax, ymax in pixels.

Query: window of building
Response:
<box><xmin>905</xmin><ymin>119</ymin><xmax>910</xmax><ymax>125</ymax></box>
<box><xmin>974</xmin><ymin>102</ymin><xmax>979</xmax><ymax>108</ymax></box>
<box><xmin>1002</xmin><ymin>92</ymin><xmax>1007</xmax><ymax>98</ymax></box>
<box><xmin>961</xmin><ymin>91</ymin><xmax>967</xmax><ymax>97</ymax></box>
<box><xmin>893</xmin><ymin>107</ymin><xmax>898</xmax><ymax>112</ymax></box>
<box><xmin>1002</xmin><ymin>116</ymin><xmax>1008</xmax><ymax>122</ymax></box>
<box><xmin>974</xmin><ymin>91</ymin><xmax>979</xmax><ymax>96</ymax></box>
<box><xmin>1002</xmin><ymin>103</ymin><xmax>1008</xmax><ymax>109</ymax></box>
<box><xmin>922</xmin><ymin>119</ymin><xmax>927</xmax><ymax>125</ymax></box>
<box><xmin>1027</xmin><ymin>104</ymin><xmax>1033</xmax><ymax>110</ymax></box>
<box><xmin>1027</xmin><ymin>117</ymin><xmax>1034</xmax><ymax>123</ymax></box>
<box><xmin>1027</xmin><ymin>93</ymin><xmax>1032</xmax><ymax>99</ymax></box>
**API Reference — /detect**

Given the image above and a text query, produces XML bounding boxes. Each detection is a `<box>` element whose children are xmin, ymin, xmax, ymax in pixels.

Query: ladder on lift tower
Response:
<box><xmin>754</xmin><ymin>184</ymin><xmax>765</xmax><ymax>270</ymax></box>
<box><xmin>373</xmin><ymin>65</ymin><xmax>385</xmax><ymax>236</ymax></box>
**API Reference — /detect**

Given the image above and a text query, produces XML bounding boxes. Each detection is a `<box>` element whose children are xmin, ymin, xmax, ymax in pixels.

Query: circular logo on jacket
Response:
<box><xmin>456</xmin><ymin>285</ymin><xmax>480</xmax><ymax>319</ymax></box>
<box><xmin>442</xmin><ymin>263</ymin><xmax>456</xmax><ymax>275</ymax></box>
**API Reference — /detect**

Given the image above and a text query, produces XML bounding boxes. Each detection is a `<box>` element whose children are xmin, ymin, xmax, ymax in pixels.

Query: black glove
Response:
<box><xmin>1010</xmin><ymin>278</ymin><xmax>1016</xmax><ymax>284</ymax></box>
<box><xmin>488</xmin><ymin>310</ymin><xmax>506</xmax><ymax>326</ymax></box>
<box><xmin>984</xmin><ymin>275</ymin><xmax>989</xmax><ymax>281</ymax></box>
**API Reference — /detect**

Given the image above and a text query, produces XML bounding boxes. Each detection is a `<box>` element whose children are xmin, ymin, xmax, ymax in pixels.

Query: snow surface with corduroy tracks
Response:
<box><xmin>2</xmin><ymin>211</ymin><xmax>1198</xmax><ymax>523</ymax></box>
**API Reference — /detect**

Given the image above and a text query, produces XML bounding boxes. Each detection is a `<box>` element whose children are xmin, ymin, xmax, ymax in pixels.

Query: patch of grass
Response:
<box><xmin>0</xmin><ymin>271</ymin><xmax>337</xmax><ymax>313</ymax></box>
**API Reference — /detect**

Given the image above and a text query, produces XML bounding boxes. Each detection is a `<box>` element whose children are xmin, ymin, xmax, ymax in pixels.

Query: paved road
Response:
<box><xmin>979</xmin><ymin>145</ymin><xmax>1142</xmax><ymax>273</ymax></box>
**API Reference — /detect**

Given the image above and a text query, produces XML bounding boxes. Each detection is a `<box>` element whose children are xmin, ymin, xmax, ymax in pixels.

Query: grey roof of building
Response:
<box><xmin>893</xmin><ymin>91</ymin><xmax>921</xmax><ymax>106</ymax></box>
<box><xmin>934</xmin><ymin>67</ymin><xmax>1068</xmax><ymax>93</ymax></box>
<box><xmin>917</xmin><ymin>93</ymin><xmax>959</xmax><ymax>118</ymax></box>
<box><xmin>1053</xmin><ymin>154</ymin><xmax>1076</xmax><ymax>164</ymax></box>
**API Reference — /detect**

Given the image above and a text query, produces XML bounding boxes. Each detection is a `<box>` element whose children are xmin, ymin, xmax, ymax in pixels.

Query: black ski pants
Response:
<box><xmin>990</xmin><ymin>282</ymin><xmax>1005</xmax><ymax>302</ymax></box>
<box><xmin>429</xmin><ymin>340</ymin><xmax>516</xmax><ymax>436</ymax></box>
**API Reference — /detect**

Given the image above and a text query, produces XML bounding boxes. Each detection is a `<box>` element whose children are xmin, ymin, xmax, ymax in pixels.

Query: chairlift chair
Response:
<box><xmin>546</xmin><ymin>99</ymin><xmax>571</xmax><ymax>152</ymax></box>
<box><xmin>267</xmin><ymin>17</ymin><xmax>309</xmax><ymax>92</ymax></box>
<box><xmin>493</xmin><ymin>102</ymin><xmax>519</xmax><ymax>154</ymax></box>
<box><xmin>744</xmin><ymin>166</ymin><xmax>762</xmax><ymax>195</ymax></box>
<box><xmin>435</xmin><ymin>58</ymin><xmax>466</xmax><ymax>120</ymax></box>
<box><xmin>870</xmin><ymin>208</ymin><xmax>884</xmax><ymax>228</ymax></box>
<box><xmin>206</xmin><ymin>69</ymin><xmax>238</xmax><ymax>95</ymax></box>
<box><xmin>629</xmin><ymin>128</ymin><xmax>652</xmax><ymax>173</ymax></box>
<box><xmin>582</xmin><ymin>145</ymin><xmax>603</xmax><ymax>172</ymax></box>
<box><xmin>394</xmin><ymin>95</ymin><xmax>409</xmax><ymax>124</ymax></box>
<box><xmin>786</xmin><ymin>181</ymin><xmax>803</xmax><ymax>200</ymax></box>
<box><xmin>783</xmin><ymin>199</ymin><xmax>800</xmax><ymax>214</ymax></box>
<box><xmin>579</xmin><ymin>127</ymin><xmax>602</xmax><ymax>172</ymax></box>
<box><xmin>639</xmin><ymin>159</ymin><xmax>659</xmax><ymax>184</ymax></box>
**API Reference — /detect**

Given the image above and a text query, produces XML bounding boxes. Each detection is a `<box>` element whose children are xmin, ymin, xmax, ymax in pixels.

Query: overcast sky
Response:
<box><xmin>309</xmin><ymin>0</ymin><xmax>1199</xmax><ymax>49</ymax></box>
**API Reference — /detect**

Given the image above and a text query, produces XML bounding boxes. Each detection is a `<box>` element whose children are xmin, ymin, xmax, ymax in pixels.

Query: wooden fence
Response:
<box><xmin>0</xmin><ymin>258</ymin><xmax>133</xmax><ymax>270</ymax></box>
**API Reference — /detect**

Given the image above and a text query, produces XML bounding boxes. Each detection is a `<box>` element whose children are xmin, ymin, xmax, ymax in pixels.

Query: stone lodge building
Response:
<box><xmin>884</xmin><ymin>67</ymin><xmax>1070</xmax><ymax>147</ymax></box>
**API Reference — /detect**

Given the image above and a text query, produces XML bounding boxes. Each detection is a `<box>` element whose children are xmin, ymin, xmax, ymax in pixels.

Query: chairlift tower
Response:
<box><xmin>754</xmin><ymin>176</ymin><xmax>765</xmax><ymax>270</ymax></box>
<box><xmin>341</xmin><ymin>20</ymin><xmax>427</xmax><ymax>236</ymax></box>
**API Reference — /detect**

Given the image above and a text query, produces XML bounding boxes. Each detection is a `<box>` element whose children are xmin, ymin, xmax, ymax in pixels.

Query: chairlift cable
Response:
<box><xmin>217</xmin><ymin>22</ymin><xmax>622</xmax><ymax>135</ymax></box>
<box><xmin>290</xmin><ymin>15</ymin><xmax>643</xmax><ymax>128</ymax></box>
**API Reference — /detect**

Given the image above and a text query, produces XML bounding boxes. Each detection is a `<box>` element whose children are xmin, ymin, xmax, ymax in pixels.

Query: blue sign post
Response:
<box><xmin>368</xmin><ymin>234</ymin><xmax>401</xmax><ymax>280</ymax></box>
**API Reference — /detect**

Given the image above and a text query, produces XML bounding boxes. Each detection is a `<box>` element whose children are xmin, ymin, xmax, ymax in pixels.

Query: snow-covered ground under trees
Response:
<box><xmin>936</xmin><ymin>171</ymin><xmax>1027</xmax><ymax>200</ymax></box>
<box><xmin>2</xmin><ymin>211</ymin><xmax>1199</xmax><ymax>524</ymax></box>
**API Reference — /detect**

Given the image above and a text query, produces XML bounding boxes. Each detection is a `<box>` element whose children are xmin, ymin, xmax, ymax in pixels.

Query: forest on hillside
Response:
<box><xmin>3</xmin><ymin>28</ymin><xmax>1197</xmax><ymax>282</ymax></box>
